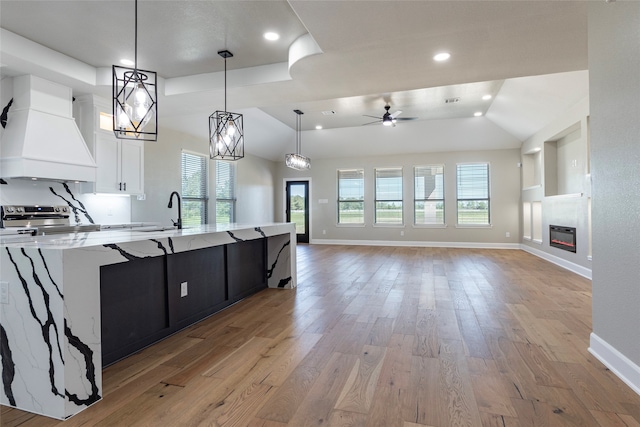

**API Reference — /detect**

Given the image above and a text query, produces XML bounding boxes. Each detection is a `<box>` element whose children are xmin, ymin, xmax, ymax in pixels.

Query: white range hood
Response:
<box><xmin>0</xmin><ymin>75</ymin><xmax>97</xmax><ymax>182</ymax></box>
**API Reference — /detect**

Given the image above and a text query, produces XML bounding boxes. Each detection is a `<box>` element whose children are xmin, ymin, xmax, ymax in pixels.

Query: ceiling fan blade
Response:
<box><xmin>390</xmin><ymin>110</ymin><xmax>403</xmax><ymax>118</ymax></box>
<box><xmin>362</xmin><ymin>120</ymin><xmax>382</xmax><ymax>126</ymax></box>
<box><xmin>363</xmin><ymin>115</ymin><xmax>383</xmax><ymax>119</ymax></box>
<box><xmin>396</xmin><ymin>117</ymin><xmax>418</xmax><ymax>121</ymax></box>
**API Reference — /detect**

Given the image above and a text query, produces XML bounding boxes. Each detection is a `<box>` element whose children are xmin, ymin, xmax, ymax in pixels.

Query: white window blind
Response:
<box><xmin>414</xmin><ymin>165</ymin><xmax>444</xmax><ymax>225</ymax></box>
<box><xmin>456</xmin><ymin>163</ymin><xmax>490</xmax><ymax>225</ymax></box>
<box><xmin>338</xmin><ymin>169</ymin><xmax>364</xmax><ymax>224</ymax></box>
<box><xmin>216</xmin><ymin>160</ymin><xmax>236</xmax><ymax>225</ymax></box>
<box><xmin>181</xmin><ymin>152</ymin><xmax>208</xmax><ymax>226</ymax></box>
<box><xmin>375</xmin><ymin>167</ymin><xmax>403</xmax><ymax>224</ymax></box>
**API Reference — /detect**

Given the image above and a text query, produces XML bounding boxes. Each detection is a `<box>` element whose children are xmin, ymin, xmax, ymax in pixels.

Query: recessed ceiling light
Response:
<box><xmin>433</xmin><ymin>52</ymin><xmax>451</xmax><ymax>62</ymax></box>
<box><xmin>264</xmin><ymin>32</ymin><xmax>280</xmax><ymax>41</ymax></box>
<box><xmin>482</xmin><ymin>94</ymin><xmax>492</xmax><ymax>100</ymax></box>
<box><xmin>120</xmin><ymin>59</ymin><xmax>135</xmax><ymax>66</ymax></box>
<box><xmin>315</xmin><ymin>125</ymin><xmax>323</xmax><ymax>130</ymax></box>
<box><xmin>474</xmin><ymin>112</ymin><xmax>483</xmax><ymax>117</ymax></box>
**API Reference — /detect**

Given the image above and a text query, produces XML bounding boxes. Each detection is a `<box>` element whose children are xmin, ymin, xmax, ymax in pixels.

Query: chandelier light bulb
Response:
<box><xmin>227</xmin><ymin>119</ymin><xmax>236</xmax><ymax>137</ymax></box>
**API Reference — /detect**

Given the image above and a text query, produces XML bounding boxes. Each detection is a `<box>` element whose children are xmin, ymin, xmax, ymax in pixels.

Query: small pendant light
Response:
<box><xmin>285</xmin><ymin>109</ymin><xmax>311</xmax><ymax>170</ymax></box>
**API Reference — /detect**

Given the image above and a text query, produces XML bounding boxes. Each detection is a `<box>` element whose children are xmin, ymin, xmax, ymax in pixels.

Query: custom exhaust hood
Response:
<box><xmin>0</xmin><ymin>75</ymin><xmax>96</xmax><ymax>182</ymax></box>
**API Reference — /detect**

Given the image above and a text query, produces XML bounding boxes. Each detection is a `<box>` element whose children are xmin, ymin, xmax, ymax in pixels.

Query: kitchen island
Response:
<box><xmin>0</xmin><ymin>223</ymin><xmax>296</xmax><ymax>420</ymax></box>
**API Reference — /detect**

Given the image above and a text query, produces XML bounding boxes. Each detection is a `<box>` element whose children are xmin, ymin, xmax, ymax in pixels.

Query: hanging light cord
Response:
<box><xmin>296</xmin><ymin>113</ymin><xmax>301</xmax><ymax>154</ymax></box>
<box><xmin>134</xmin><ymin>0</ymin><xmax>138</xmax><ymax>72</ymax></box>
<box><xmin>224</xmin><ymin>56</ymin><xmax>227</xmax><ymax>112</ymax></box>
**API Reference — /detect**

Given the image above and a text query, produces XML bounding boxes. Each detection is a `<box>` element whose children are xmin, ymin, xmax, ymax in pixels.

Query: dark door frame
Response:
<box><xmin>284</xmin><ymin>179</ymin><xmax>311</xmax><ymax>243</ymax></box>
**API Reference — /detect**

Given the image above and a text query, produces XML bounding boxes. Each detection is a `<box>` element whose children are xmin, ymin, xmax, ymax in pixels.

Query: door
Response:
<box><xmin>286</xmin><ymin>181</ymin><xmax>309</xmax><ymax>243</ymax></box>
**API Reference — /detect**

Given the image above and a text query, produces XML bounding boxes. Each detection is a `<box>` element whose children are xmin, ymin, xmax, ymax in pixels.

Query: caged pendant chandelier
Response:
<box><xmin>285</xmin><ymin>109</ymin><xmax>311</xmax><ymax>170</ymax></box>
<box><xmin>112</xmin><ymin>0</ymin><xmax>158</xmax><ymax>141</ymax></box>
<box><xmin>209</xmin><ymin>50</ymin><xmax>244</xmax><ymax>161</ymax></box>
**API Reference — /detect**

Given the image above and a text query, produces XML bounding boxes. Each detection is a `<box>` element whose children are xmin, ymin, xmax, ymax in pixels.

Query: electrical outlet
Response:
<box><xmin>1</xmin><ymin>282</ymin><xmax>8</xmax><ymax>304</ymax></box>
<box><xmin>180</xmin><ymin>282</ymin><xmax>188</xmax><ymax>297</ymax></box>
<box><xmin>322</xmin><ymin>230</ymin><xmax>326</xmax><ymax>235</ymax></box>
<box><xmin>400</xmin><ymin>231</ymin><xmax>405</xmax><ymax>236</ymax></box>
<box><xmin>506</xmin><ymin>232</ymin><xmax>511</xmax><ymax>238</ymax></box>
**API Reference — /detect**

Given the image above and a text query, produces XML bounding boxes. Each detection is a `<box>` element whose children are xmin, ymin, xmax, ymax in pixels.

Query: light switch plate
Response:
<box><xmin>180</xmin><ymin>282</ymin><xmax>188</xmax><ymax>297</ymax></box>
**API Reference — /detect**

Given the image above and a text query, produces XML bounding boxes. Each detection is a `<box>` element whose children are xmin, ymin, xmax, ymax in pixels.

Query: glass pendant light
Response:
<box><xmin>285</xmin><ymin>109</ymin><xmax>311</xmax><ymax>170</ymax></box>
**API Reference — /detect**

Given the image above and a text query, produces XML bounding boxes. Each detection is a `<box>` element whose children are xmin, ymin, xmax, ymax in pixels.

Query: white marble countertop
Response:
<box><xmin>0</xmin><ymin>223</ymin><xmax>294</xmax><ymax>249</ymax></box>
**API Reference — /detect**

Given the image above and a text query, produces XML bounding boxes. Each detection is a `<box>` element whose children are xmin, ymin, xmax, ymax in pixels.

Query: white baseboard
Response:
<box><xmin>309</xmin><ymin>238</ymin><xmax>520</xmax><ymax>250</ymax></box>
<box><xmin>589</xmin><ymin>333</ymin><xmax>640</xmax><ymax>396</ymax></box>
<box><xmin>520</xmin><ymin>244</ymin><xmax>592</xmax><ymax>280</ymax></box>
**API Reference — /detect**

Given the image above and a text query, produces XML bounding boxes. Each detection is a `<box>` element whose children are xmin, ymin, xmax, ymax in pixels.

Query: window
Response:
<box><xmin>375</xmin><ymin>168</ymin><xmax>403</xmax><ymax>224</ymax></box>
<box><xmin>338</xmin><ymin>169</ymin><xmax>364</xmax><ymax>224</ymax></box>
<box><xmin>215</xmin><ymin>160</ymin><xmax>236</xmax><ymax>225</ymax></box>
<box><xmin>181</xmin><ymin>151</ymin><xmax>208</xmax><ymax>226</ymax></box>
<box><xmin>456</xmin><ymin>163</ymin><xmax>490</xmax><ymax>225</ymax></box>
<box><xmin>414</xmin><ymin>165</ymin><xmax>444</xmax><ymax>225</ymax></box>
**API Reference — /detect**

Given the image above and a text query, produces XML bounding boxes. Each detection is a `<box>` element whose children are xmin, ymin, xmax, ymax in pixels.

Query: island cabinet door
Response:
<box><xmin>100</xmin><ymin>256</ymin><xmax>168</xmax><ymax>366</ymax></box>
<box><xmin>166</xmin><ymin>245</ymin><xmax>227</xmax><ymax>331</ymax></box>
<box><xmin>227</xmin><ymin>238</ymin><xmax>267</xmax><ymax>302</ymax></box>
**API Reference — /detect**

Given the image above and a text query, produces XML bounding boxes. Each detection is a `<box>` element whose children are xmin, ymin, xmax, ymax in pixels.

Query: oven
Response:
<box><xmin>1</xmin><ymin>205</ymin><xmax>101</xmax><ymax>235</ymax></box>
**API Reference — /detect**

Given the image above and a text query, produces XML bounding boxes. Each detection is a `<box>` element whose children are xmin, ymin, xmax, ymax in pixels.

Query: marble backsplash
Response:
<box><xmin>0</xmin><ymin>178</ymin><xmax>131</xmax><ymax>225</ymax></box>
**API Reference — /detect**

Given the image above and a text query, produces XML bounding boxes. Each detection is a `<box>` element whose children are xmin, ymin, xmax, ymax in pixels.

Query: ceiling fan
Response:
<box><xmin>363</xmin><ymin>105</ymin><xmax>417</xmax><ymax>127</ymax></box>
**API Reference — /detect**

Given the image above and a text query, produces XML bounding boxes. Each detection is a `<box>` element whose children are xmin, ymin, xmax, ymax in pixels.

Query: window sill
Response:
<box><xmin>523</xmin><ymin>236</ymin><xmax>532</xmax><ymax>241</ymax></box>
<box><xmin>412</xmin><ymin>224</ymin><xmax>447</xmax><ymax>229</ymax></box>
<box><xmin>455</xmin><ymin>224</ymin><xmax>493</xmax><ymax>229</ymax></box>
<box><xmin>336</xmin><ymin>223</ymin><xmax>365</xmax><ymax>228</ymax></box>
<box><xmin>373</xmin><ymin>223</ymin><xmax>404</xmax><ymax>228</ymax></box>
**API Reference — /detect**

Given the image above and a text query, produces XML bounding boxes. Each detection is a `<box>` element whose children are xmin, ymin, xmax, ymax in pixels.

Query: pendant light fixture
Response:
<box><xmin>285</xmin><ymin>109</ymin><xmax>311</xmax><ymax>170</ymax></box>
<box><xmin>209</xmin><ymin>50</ymin><xmax>244</xmax><ymax>161</ymax></box>
<box><xmin>112</xmin><ymin>0</ymin><xmax>158</xmax><ymax>141</ymax></box>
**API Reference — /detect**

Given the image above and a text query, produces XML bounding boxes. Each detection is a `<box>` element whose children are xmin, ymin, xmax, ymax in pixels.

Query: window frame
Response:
<box><xmin>337</xmin><ymin>169</ymin><xmax>365</xmax><ymax>226</ymax></box>
<box><xmin>215</xmin><ymin>160</ymin><xmax>236</xmax><ymax>225</ymax></box>
<box><xmin>456</xmin><ymin>162</ymin><xmax>491</xmax><ymax>226</ymax></box>
<box><xmin>374</xmin><ymin>167</ymin><xmax>404</xmax><ymax>226</ymax></box>
<box><xmin>413</xmin><ymin>165</ymin><xmax>445</xmax><ymax>227</ymax></box>
<box><xmin>180</xmin><ymin>150</ymin><xmax>209</xmax><ymax>226</ymax></box>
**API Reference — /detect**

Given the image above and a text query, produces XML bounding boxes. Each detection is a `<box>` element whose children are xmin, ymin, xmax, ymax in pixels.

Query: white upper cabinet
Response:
<box><xmin>74</xmin><ymin>95</ymin><xmax>144</xmax><ymax>195</ymax></box>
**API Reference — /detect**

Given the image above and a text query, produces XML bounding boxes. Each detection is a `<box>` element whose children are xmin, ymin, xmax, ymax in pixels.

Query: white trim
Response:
<box><xmin>455</xmin><ymin>224</ymin><xmax>493</xmax><ymax>229</ymax></box>
<box><xmin>412</xmin><ymin>224</ymin><xmax>447</xmax><ymax>229</ymax></box>
<box><xmin>309</xmin><ymin>239</ymin><xmax>520</xmax><ymax>249</ymax></box>
<box><xmin>520</xmin><ymin>243</ymin><xmax>592</xmax><ymax>280</ymax></box>
<box><xmin>589</xmin><ymin>333</ymin><xmax>640</xmax><ymax>397</ymax></box>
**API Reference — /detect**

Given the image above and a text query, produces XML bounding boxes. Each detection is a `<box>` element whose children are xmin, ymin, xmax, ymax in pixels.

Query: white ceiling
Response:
<box><xmin>0</xmin><ymin>1</ymin><xmax>589</xmax><ymax>161</ymax></box>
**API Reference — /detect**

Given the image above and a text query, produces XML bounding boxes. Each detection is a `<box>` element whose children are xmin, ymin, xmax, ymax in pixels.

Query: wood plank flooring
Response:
<box><xmin>2</xmin><ymin>245</ymin><xmax>640</xmax><ymax>426</ymax></box>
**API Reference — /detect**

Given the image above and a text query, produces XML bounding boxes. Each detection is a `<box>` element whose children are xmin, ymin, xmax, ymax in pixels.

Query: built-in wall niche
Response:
<box><xmin>522</xmin><ymin>201</ymin><xmax>542</xmax><ymax>243</ymax></box>
<box><xmin>522</xmin><ymin>149</ymin><xmax>542</xmax><ymax>189</ymax></box>
<box><xmin>544</xmin><ymin>121</ymin><xmax>584</xmax><ymax>197</ymax></box>
<box><xmin>523</xmin><ymin>202</ymin><xmax>532</xmax><ymax>239</ymax></box>
<box><xmin>532</xmin><ymin>201</ymin><xmax>542</xmax><ymax>242</ymax></box>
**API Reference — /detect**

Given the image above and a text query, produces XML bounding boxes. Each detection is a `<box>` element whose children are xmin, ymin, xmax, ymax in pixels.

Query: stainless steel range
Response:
<box><xmin>1</xmin><ymin>205</ymin><xmax>101</xmax><ymax>235</ymax></box>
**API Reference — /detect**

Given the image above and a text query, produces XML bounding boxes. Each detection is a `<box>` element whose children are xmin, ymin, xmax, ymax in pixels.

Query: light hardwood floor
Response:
<box><xmin>2</xmin><ymin>245</ymin><xmax>640</xmax><ymax>426</ymax></box>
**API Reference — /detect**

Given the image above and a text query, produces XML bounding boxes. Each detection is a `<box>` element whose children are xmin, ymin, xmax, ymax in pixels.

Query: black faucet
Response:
<box><xmin>167</xmin><ymin>191</ymin><xmax>182</xmax><ymax>229</ymax></box>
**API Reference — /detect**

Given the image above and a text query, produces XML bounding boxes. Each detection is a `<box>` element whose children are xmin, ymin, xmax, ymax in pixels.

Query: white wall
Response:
<box><xmin>235</xmin><ymin>154</ymin><xmax>277</xmax><ymax>224</ymax></box>
<box><xmin>276</xmin><ymin>148</ymin><xmax>521</xmax><ymax>246</ymax></box>
<box><xmin>588</xmin><ymin>1</ymin><xmax>640</xmax><ymax>394</ymax></box>
<box><xmin>131</xmin><ymin>126</ymin><xmax>276</xmax><ymax>226</ymax></box>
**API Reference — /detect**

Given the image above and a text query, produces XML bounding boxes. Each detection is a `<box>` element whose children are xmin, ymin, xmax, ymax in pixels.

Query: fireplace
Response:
<box><xmin>550</xmin><ymin>225</ymin><xmax>576</xmax><ymax>253</ymax></box>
